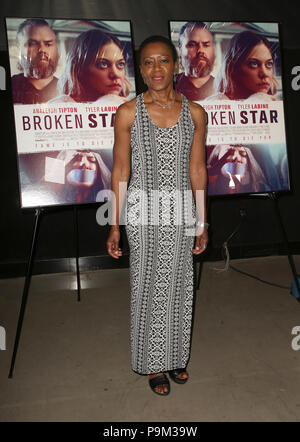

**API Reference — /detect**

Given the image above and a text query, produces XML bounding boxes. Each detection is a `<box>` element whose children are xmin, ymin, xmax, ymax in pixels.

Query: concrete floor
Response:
<box><xmin>0</xmin><ymin>255</ymin><xmax>300</xmax><ymax>422</ymax></box>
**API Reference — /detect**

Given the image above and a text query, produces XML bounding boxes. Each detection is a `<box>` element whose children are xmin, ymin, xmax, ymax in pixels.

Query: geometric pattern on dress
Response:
<box><xmin>125</xmin><ymin>93</ymin><xmax>197</xmax><ymax>374</ymax></box>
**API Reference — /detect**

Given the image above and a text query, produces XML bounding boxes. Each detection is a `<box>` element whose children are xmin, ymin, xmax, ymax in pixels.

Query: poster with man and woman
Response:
<box><xmin>170</xmin><ymin>21</ymin><xmax>290</xmax><ymax>196</ymax></box>
<box><xmin>6</xmin><ymin>19</ymin><xmax>290</xmax><ymax>206</ymax></box>
<box><xmin>5</xmin><ymin>18</ymin><xmax>136</xmax><ymax>207</ymax></box>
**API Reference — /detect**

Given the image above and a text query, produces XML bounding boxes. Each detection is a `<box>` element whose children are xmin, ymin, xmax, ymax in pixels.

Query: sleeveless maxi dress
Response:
<box><xmin>125</xmin><ymin>93</ymin><xmax>197</xmax><ymax>375</ymax></box>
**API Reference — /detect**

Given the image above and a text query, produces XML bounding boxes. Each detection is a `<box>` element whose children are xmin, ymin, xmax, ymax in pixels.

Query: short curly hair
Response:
<box><xmin>138</xmin><ymin>35</ymin><xmax>178</xmax><ymax>64</ymax></box>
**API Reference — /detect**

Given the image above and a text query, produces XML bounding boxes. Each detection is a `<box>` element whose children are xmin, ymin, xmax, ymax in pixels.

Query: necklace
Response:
<box><xmin>148</xmin><ymin>92</ymin><xmax>176</xmax><ymax>109</ymax></box>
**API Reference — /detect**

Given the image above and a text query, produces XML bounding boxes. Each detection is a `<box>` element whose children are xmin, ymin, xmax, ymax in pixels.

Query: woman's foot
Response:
<box><xmin>168</xmin><ymin>368</ymin><xmax>189</xmax><ymax>384</ymax></box>
<box><xmin>148</xmin><ymin>372</ymin><xmax>170</xmax><ymax>395</ymax></box>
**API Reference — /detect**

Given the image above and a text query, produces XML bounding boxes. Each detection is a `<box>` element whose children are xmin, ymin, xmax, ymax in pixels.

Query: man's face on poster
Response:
<box><xmin>18</xmin><ymin>25</ymin><xmax>59</xmax><ymax>79</ymax></box>
<box><xmin>180</xmin><ymin>26</ymin><xmax>215</xmax><ymax>78</ymax></box>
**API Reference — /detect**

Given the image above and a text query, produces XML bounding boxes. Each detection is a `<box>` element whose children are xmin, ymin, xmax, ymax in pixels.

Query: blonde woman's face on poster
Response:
<box><xmin>86</xmin><ymin>42</ymin><xmax>126</xmax><ymax>97</ymax></box>
<box><xmin>238</xmin><ymin>43</ymin><xmax>274</xmax><ymax>95</ymax></box>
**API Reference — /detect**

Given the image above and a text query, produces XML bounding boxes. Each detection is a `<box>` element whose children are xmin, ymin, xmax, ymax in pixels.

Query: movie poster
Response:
<box><xmin>5</xmin><ymin>18</ymin><xmax>136</xmax><ymax>208</ymax></box>
<box><xmin>169</xmin><ymin>21</ymin><xmax>290</xmax><ymax>196</ymax></box>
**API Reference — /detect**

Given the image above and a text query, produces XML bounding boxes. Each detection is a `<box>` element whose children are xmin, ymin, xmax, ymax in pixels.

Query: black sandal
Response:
<box><xmin>168</xmin><ymin>368</ymin><xmax>188</xmax><ymax>384</ymax></box>
<box><xmin>148</xmin><ymin>373</ymin><xmax>170</xmax><ymax>396</ymax></box>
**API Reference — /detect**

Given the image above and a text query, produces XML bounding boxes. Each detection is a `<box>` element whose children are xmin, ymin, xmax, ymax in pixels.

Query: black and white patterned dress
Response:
<box><xmin>125</xmin><ymin>93</ymin><xmax>197</xmax><ymax>375</ymax></box>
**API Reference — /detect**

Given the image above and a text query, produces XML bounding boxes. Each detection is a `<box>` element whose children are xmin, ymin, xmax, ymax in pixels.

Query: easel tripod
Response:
<box><xmin>196</xmin><ymin>192</ymin><xmax>300</xmax><ymax>302</ymax></box>
<box><xmin>8</xmin><ymin>205</ymin><xmax>82</xmax><ymax>378</ymax></box>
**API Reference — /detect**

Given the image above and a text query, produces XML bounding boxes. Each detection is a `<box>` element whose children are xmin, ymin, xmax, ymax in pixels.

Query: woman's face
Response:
<box><xmin>237</xmin><ymin>43</ymin><xmax>274</xmax><ymax>96</ymax></box>
<box><xmin>140</xmin><ymin>42</ymin><xmax>177</xmax><ymax>91</ymax></box>
<box><xmin>220</xmin><ymin>146</ymin><xmax>248</xmax><ymax>177</ymax></box>
<box><xmin>85</xmin><ymin>42</ymin><xmax>126</xmax><ymax>98</ymax></box>
<box><xmin>66</xmin><ymin>151</ymin><xmax>98</xmax><ymax>188</ymax></box>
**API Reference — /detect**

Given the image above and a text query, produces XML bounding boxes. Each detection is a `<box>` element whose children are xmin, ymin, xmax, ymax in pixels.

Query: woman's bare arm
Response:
<box><xmin>107</xmin><ymin>99</ymin><xmax>135</xmax><ymax>259</ymax></box>
<box><xmin>189</xmin><ymin>102</ymin><xmax>208</xmax><ymax>254</ymax></box>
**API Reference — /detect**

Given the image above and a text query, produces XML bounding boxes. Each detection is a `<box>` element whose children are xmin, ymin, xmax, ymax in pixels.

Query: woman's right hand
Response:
<box><xmin>107</xmin><ymin>227</ymin><xmax>122</xmax><ymax>259</ymax></box>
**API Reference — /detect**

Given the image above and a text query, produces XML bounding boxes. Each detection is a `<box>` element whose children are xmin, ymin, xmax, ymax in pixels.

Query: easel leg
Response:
<box><xmin>74</xmin><ymin>206</ymin><xmax>81</xmax><ymax>302</ymax></box>
<box><xmin>8</xmin><ymin>208</ymin><xmax>43</xmax><ymax>378</ymax></box>
<box><xmin>270</xmin><ymin>192</ymin><xmax>300</xmax><ymax>302</ymax></box>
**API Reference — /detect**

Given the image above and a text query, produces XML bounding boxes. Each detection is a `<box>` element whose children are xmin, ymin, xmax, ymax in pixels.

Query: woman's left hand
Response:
<box><xmin>192</xmin><ymin>228</ymin><xmax>209</xmax><ymax>255</ymax></box>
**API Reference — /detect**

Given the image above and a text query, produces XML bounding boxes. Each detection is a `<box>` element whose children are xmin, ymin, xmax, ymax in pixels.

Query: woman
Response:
<box><xmin>207</xmin><ymin>31</ymin><xmax>278</xmax><ymax>101</ymax></box>
<box><xmin>106</xmin><ymin>36</ymin><xmax>208</xmax><ymax>395</ymax></box>
<box><xmin>50</xmin><ymin>29</ymin><xmax>132</xmax><ymax>103</ymax></box>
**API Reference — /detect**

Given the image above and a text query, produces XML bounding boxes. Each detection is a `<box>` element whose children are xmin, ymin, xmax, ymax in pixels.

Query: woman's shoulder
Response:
<box><xmin>187</xmin><ymin>98</ymin><xmax>206</xmax><ymax>119</ymax></box>
<box><xmin>204</xmin><ymin>92</ymin><xmax>229</xmax><ymax>101</ymax></box>
<box><xmin>244</xmin><ymin>92</ymin><xmax>276</xmax><ymax>102</ymax></box>
<box><xmin>185</xmin><ymin>98</ymin><xmax>207</xmax><ymax>128</ymax></box>
<box><xmin>48</xmin><ymin>94</ymin><xmax>76</xmax><ymax>104</ymax></box>
<box><xmin>115</xmin><ymin>96</ymin><xmax>137</xmax><ymax>127</ymax></box>
<box><xmin>117</xmin><ymin>95</ymin><xmax>137</xmax><ymax>114</ymax></box>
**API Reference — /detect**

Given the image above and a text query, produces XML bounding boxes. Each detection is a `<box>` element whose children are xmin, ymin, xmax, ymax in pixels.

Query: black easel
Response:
<box><xmin>74</xmin><ymin>206</ymin><xmax>81</xmax><ymax>302</ymax></box>
<box><xmin>243</xmin><ymin>192</ymin><xmax>300</xmax><ymax>301</ymax></box>
<box><xmin>269</xmin><ymin>191</ymin><xmax>300</xmax><ymax>301</ymax></box>
<box><xmin>8</xmin><ymin>206</ymin><xmax>81</xmax><ymax>378</ymax></box>
<box><xmin>8</xmin><ymin>207</ymin><xmax>42</xmax><ymax>378</ymax></box>
<box><xmin>196</xmin><ymin>191</ymin><xmax>300</xmax><ymax>301</ymax></box>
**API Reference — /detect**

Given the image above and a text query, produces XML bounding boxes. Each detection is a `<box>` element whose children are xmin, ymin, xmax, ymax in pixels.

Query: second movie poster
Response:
<box><xmin>6</xmin><ymin>18</ymin><xmax>136</xmax><ymax>208</ymax></box>
<box><xmin>170</xmin><ymin>21</ymin><xmax>290</xmax><ymax>197</ymax></box>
